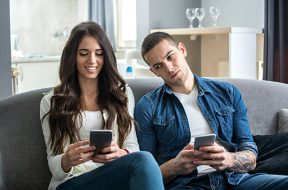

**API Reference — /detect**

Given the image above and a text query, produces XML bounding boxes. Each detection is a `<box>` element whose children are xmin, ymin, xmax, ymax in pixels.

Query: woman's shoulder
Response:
<box><xmin>42</xmin><ymin>90</ymin><xmax>54</xmax><ymax>100</ymax></box>
<box><xmin>125</xmin><ymin>85</ymin><xmax>133</xmax><ymax>95</ymax></box>
<box><xmin>40</xmin><ymin>90</ymin><xmax>54</xmax><ymax>107</ymax></box>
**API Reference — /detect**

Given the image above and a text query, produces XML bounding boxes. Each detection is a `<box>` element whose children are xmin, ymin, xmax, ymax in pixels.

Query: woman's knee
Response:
<box><xmin>129</xmin><ymin>151</ymin><xmax>159</xmax><ymax>169</ymax></box>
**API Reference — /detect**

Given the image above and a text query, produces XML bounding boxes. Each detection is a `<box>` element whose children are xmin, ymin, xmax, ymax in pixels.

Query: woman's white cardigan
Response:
<box><xmin>40</xmin><ymin>87</ymin><xmax>139</xmax><ymax>190</ymax></box>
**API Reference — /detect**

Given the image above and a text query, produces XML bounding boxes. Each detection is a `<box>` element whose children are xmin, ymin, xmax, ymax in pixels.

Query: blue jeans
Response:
<box><xmin>56</xmin><ymin>151</ymin><xmax>164</xmax><ymax>190</ymax></box>
<box><xmin>172</xmin><ymin>171</ymin><xmax>288</xmax><ymax>190</ymax></box>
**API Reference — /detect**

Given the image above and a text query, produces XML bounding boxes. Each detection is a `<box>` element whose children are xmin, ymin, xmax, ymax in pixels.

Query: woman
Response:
<box><xmin>40</xmin><ymin>21</ymin><xmax>164</xmax><ymax>190</ymax></box>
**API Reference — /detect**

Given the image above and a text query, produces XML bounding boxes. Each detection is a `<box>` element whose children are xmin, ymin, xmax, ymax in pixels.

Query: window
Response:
<box><xmin>113</xmin><ymin>0</ymin><xmax>137</xmax><ymax>49</ymax></box>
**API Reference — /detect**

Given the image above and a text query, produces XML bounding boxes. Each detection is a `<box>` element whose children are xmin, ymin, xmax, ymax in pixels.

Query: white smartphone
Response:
<box><xmin>90</xmin><ymin>130</ymin><xmax>112</xmax><ymax>155</ymax></box>
<box><xmin>194</xmin><ymin>134</ymin><xmax>216</xmax><ymax>150</ymax></box>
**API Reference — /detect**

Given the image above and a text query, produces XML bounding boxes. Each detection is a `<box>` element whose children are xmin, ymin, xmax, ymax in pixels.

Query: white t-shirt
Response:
<box><xmin>173</xmin><ymin>85</ymin><xmax>216</xmax><ymax>175</ymax></box>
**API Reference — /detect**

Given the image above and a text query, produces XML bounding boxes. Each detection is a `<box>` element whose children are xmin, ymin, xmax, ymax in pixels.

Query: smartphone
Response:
<box><xmin>90</xmin><ymin>130</ymin><xmax>112</xmax><ymax>155</ymax></box>
<box><xmin>194</xmin><ymin>134</ymin><xmax>216</xmax><ymax>150</ymax></box>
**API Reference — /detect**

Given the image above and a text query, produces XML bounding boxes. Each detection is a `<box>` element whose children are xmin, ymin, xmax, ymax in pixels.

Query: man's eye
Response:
<box><xmin>154</xmin><ymin>64</ymin><xmax>161</xmax><ymax>70</ymax></box>
<box><xmin>167</xmin><ymin>54</ymin><xmax>174</xmax><ymax>61</ymax></box>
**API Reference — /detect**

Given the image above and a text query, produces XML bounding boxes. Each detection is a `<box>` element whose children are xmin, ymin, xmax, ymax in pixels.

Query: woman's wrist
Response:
<box><xmin>123</xmin><ymin>148</ymin><xmax>129</xmax><ymax>154</ymax></box>
<box><xmin>61</xmin><ymin>153</ymin><xmax>72</xmax><ymax>173</ymax></box>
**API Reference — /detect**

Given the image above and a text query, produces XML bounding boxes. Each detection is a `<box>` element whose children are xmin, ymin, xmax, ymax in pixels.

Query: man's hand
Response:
<box><xmin>160</xmin><ymin>143</ymin><xmax>201</xmax><ymax>184</ymax></box>
<box><xmin>170</xmin><ymin>143</ymin><xmax>199</xmax><ymax>175</ymax></box>
<box><xmin>192</xmin><ymin>142</ymin><xmax>234</xmax><ymax>170</ymax></box>
<box><xmin>192</xmin><ymin>143</ymin><xmax>256</xmax><ymax>172</ymax></box>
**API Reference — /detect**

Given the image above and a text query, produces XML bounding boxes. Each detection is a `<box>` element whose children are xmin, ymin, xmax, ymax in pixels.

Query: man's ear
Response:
<box><xmin>178</xmin><ymin>42</ymin><xmax>187</xmax><ymax>57</ymax></box>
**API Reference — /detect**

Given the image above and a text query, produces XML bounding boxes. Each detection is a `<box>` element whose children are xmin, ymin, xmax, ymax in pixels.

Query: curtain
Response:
<box><xmin>89</xmin><ymin>0</ymin><xmax>115</xmax><ymax>50</ymax></box>
<box><xmin>263</xmin><ymin>0</ymin><xmax>288</xmax><ymax>83</ymax></box>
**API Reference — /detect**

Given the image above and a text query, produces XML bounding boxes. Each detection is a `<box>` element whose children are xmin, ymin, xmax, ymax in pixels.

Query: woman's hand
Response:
<box><xmin>61</xmin><ymin>140</ymin><xmax>95</xmax><ymax>172</ymax></box>
<box><xmin>92</xmin><ymin>141</ymin><xmax>128</xmax><ymax>163</ymax></box>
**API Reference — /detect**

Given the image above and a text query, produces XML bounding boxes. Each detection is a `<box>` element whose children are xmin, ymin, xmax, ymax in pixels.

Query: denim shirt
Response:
<box><xmin>135</xmin><ymin>75</ymin><xmax>258</xmax><ymax>189</ymax></box>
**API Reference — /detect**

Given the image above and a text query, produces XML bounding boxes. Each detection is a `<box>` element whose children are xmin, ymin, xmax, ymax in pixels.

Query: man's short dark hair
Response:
<box><xmin>141</xmin><ymin>32</ymin><xmax>178</xmax><ymax>63</ymax></box>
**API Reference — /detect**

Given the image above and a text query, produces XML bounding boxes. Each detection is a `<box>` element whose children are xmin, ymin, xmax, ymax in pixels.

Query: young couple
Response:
<box><xmin>41</xmin><ymin>21</ymin><xmax>288</xmax><ymax>190</ymax></box>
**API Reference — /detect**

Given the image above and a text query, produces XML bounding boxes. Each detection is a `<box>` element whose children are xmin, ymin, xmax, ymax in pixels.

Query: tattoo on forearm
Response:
<box><xmin>230</xmin><ymin>150</ymin><xmax>256</xmax><ymax>173</ymax></box>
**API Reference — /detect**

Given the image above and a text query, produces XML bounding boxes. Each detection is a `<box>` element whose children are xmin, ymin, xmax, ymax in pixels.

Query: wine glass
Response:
<box><xmin>185</xmin><ymin>8</ymin><xmax>196</xmax><ymax>28</ymax></box>
<box><xmin>209</xmin><ymin>6</ymin><xmax>220</xmax><ymax>27</ymax></box>
<box><xmin>195</xmin><ymin>8</ymin><xmax>205</xmax><ymax>28</ymax></box>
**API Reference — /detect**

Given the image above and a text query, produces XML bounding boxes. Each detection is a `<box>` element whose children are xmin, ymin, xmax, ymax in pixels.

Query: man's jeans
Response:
<box><xmin>56</xmin><ymin>151</ymin><xmax>164</xmax><ymax>190</ymax></box>
<box><xmin>173</xmin><ymin>171</ymin><xmax>288</xmax><ymax>190</ymax></box>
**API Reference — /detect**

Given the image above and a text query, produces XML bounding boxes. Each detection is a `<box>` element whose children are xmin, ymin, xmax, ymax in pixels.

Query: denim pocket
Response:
<box><xmin>215</xmin><ymin>106</ymin><xmax>235</xmax><ymax>138</ymax></box>
<box><xmin>153</xmin><ymin>116</ymin><xmax>176</xmax><ymax>144</ymax></box>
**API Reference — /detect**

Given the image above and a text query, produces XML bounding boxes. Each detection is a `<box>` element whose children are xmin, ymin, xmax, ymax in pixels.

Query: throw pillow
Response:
<box><xmin>250</xmin><ymin>132</ymin><xmax>288</xmax><ymax>175</ymax></box>
<box><xmin>278</xmin><ymin>108</ymin><xmax>288</xmax><ymax>133</ymax></box>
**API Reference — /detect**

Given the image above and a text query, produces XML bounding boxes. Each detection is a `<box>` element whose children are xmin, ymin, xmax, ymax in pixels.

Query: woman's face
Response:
<box><xmin>76</xmin><ymin>35</ymin><xmax>104</xmax><ymax>82</ymax></box>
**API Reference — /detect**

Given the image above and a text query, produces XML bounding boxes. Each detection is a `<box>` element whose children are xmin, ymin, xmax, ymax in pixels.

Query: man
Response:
<box><xmin>135</xmin><ymin>32</ymin><xmax>288</xmax><ymax>190</ymax></box>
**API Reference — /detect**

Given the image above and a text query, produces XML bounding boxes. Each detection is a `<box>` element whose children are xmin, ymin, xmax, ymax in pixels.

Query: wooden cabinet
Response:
<box><xmin>151</xmin><ymin>27</ymin><xmax>264</xmax><ymax>79</ymax></box>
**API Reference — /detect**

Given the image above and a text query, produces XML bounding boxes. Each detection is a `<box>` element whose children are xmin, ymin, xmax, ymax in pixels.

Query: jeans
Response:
<box><xmin>56</xmin><ymin>151</ymin><xmax>164</xmax><ymax>190</ymax></box>
<box><xmin>172</xmin><ymin>171</ymin><xmax>288</xmax><ymax>190</ymax></box>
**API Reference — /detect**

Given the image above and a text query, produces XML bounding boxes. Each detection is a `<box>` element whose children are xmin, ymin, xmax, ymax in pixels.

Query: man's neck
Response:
<box><xmin>171</xmin><ymin>71</ymin><xmax>195</xmax><ymax>94</ymax></box>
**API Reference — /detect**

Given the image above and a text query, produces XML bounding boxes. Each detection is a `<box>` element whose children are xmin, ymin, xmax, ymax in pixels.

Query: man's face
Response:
<box><xmin>144</xmin><ymin>39</ymin><xmax>190</xmax><ymax>88</ymax></box>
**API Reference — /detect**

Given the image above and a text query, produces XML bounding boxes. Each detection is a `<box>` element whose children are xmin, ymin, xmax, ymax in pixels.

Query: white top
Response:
<box><xmin>40</xmin><ymin>86</ymin><xmax>139</xmax><ymax>190</ymax></box>
<box><xmin>173</xmin><ymin>85</ymin><xmax>213</xmax><ymax>142</ymax></box>
<box><xmin>173</xmin><ymin>85</ymin><xmax>215</xmax><ymax>175</ymax></box>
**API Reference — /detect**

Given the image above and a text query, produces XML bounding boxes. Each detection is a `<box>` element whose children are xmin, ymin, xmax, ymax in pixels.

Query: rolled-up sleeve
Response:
<box><xmin>231</xmin><ymin>85</ymin><xmax>258</xmax><ymax>156</ymax></box>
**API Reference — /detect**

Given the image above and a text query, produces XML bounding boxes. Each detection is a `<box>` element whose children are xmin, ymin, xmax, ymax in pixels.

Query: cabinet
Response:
<box><xmin>12</xmin><ymin>57</ymin><xmax>60</xmax><ymax>94</ymax></box>
<box><xmin>151</xmin><ymin>27</ymin><xmax>264</xmax><ymax>79</ymax></box>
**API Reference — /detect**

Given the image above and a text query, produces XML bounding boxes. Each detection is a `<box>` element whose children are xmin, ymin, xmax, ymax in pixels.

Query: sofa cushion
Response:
<box><xmin>278</xmin><ymin>109</ymin><xmax>288</xmax><ymax>133</ymax></box>
<box><xmin>250</xmin><ymin>132</ymin><xmax>288</xmax><ymax>175</ymax></box>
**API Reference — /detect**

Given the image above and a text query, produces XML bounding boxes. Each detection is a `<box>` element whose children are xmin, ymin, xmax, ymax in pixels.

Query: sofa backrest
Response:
<box><xmin>128</xmin><ymin>77</ymin><xmax>288</xmax><ymax>135</ymax></box>
<box><xmin>0</xmin><ymin>88</ymin><xmax>52</xmax><ymax>190</ymax></box>
<box><xmin>216</xmin><ymin>78</ymin><xmax>288</xmax><ymax>135</ymax></box>
<box><xmin>1</xmin><ymin>77</ymin><xmax>288</xmax><ymax>189</ymax></box>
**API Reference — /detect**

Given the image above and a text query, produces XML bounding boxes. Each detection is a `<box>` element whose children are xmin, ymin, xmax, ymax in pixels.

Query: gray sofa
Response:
<box><xmin>1</xmin><ymin>77</ymin><xmax>288</xmax><ymax>190</ymax></box>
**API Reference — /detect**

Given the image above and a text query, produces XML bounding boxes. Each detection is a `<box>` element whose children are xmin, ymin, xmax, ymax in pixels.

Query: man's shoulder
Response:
<box><xmin>196</xmin><ymin>76</ymin><xmax>236</xmax><ymax>93</ymax></box>
<box><xmin>136</xmin><ymin>85</ymin><xmax>165</xmax><ymax>105</ymax></box>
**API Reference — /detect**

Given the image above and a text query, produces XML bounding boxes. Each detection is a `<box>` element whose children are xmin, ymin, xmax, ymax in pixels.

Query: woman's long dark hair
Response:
<box><xmin>42</xmin><ymin>21</ymin><xmax>133</xmax><ymax>155</ymax></box>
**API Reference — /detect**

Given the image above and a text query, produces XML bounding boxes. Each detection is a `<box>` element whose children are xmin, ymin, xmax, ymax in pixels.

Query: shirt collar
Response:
<box><xmin>193</xmin><ymin>74</ymin><xmax>213</xmax><ymax>96</ymax></box>
<box><xmin>163</xmin><ymin>74</ymin><xmax>212</xmax><ymax>95</ymax></box>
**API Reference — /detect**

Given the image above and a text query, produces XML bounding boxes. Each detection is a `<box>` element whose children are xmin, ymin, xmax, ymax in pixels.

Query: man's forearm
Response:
<box><xmin>160</xmin><ymin>159</ymin><xmax>179</xmax><ymax>185</ymax></box>
<box><xmin>229</xmin><ymin>150</ymin><xmax>256</xmax><ymax>173</ymax></box>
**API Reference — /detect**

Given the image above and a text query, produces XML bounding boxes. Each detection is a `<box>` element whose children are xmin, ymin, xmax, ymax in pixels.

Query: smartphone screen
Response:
<box><xmin>90</xmin><ymin>130</ymin><xmax>112</xmax><ymax>155</ymax></box>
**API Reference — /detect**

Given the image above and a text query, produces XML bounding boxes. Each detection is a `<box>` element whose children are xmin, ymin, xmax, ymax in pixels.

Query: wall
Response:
<box><xmin>137</xmin><ymin>0</ymin><xmax>265</xmax><ymax>47</ymax></box>
<box><xmin>149</xmin><ymin>0</ymin><xmax>200</xmax><ymax>29</ymax></box>
<box><xmin>136</xmin><ymin>0</ymin><xmax>201</xmax><ymax>73</ymax></box>
<box><xmin>136</xmin><ymin>0</ymin><xmax>201</xmax><ymax>48</ymax></box>
<box><xmin>201</xmin><ymin>0</ymin><xmax>264</xmax><ymax>28</ymax></box>
<box><xmin>10</xmin><ymin>0</ymin><xmax>88</xmax><ymax>56</ymax></box>
<box><xmin>0</xmin><ymin>0</ymin><xmax>12</xmax><ymax>99</ymax></box>
<box><xmin>136</xmin><ymin>0</ymin><xmax>264</xmax><ymax>76</ymax></box>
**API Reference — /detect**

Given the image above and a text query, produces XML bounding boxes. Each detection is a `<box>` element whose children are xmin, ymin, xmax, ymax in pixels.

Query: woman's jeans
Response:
<box><xmin>56</xmin><ymin>151</ymin><xmax>164</xmax><ymax>190</ymax></box>
<box><xmin>174</xmin><ymin>171</ymin><xmax>288</xmax><ymax>190</ymax></box>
